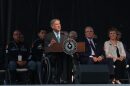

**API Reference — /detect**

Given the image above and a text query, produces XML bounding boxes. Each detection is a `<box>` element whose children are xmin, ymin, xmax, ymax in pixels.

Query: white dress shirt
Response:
<box><xmin>87</xmin><ymin>38</ymin><xmax>95</xmax><ymax>56</ymax></box>
<box><xmin>53</xmin><ymin>30</ymin><xmax>61</xmax><ymax>42</ymax></box>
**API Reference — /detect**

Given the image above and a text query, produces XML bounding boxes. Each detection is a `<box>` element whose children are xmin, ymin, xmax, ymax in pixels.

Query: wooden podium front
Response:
<box><xmin>45</xmin><ymin>42</ymin><xmax>85</xmax><ymax>53</ymax></box>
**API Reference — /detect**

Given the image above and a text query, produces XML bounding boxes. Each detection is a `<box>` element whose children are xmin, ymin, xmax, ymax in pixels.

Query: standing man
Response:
<box><xmin>44</xmin><ymin>19</ymin><xmax>67</xmax><ymax>83</ymax></box>
<box><xmin>44</xmin><ymin>19</ymin><xmax>66</xmax><ymax>47</ymax></box>
<box><xmin>80</xmin><ymin>26</ymin><xmax>104</xmax><ymax>64</ymax></box>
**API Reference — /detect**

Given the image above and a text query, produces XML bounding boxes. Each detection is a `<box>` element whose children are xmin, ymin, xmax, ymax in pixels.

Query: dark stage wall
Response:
<box><xmin>0</xmin><ymin>0</ymin><xmax>130</xmax><ymax>48</ymax></box>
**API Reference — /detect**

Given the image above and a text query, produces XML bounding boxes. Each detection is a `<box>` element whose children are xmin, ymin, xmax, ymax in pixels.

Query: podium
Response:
<box><xmin>45</xmin><ymin>42</ymin><xmax>85</xmax><ymax>53</ymax></box>
<box><xmin>45</xmin><ymin>42</ymin><xmax>85</xmax><ymax>84</ymax></box>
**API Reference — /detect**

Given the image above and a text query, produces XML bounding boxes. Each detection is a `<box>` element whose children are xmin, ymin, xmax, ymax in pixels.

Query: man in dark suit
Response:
<box><xmin>44</xmin><ymin>19</ymin><xmax>68</xmax><ymax>83</ymax></box>
<box><xmin>80</xmin><ymin>26</ymin><xmax>104</xmax><ymax>64</ymax></box>
<box><xmin>44</xmin><ymin>19</ymin><xmax>66</xmax><ymax>47</ymax></box>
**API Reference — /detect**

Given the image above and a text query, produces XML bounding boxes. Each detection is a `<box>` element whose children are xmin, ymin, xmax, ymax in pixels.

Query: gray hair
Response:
<box><xmin>50</xmin><ymin>18</ymin><xmax>60</xmax><ymax>27</ymax></box>
<box><xmin>69</xmin><ymin>31</ymin><xmax>78</xmax><ymax>39</ymax></box>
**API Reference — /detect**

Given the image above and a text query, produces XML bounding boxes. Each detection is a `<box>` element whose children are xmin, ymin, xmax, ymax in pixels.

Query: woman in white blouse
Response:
<box><xmin>104</xmin><ymin>27</ymin><xmax>126</xmax><ymax>84</ymax></box>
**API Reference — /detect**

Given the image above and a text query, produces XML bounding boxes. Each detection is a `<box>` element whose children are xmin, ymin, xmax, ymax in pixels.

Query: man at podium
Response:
<box><xmin>44</xmin><ymin>19</ymin><xmax>67</xmax><ymax>83</ymax></box>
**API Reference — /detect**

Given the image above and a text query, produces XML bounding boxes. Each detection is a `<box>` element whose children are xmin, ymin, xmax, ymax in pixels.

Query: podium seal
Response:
<box><xmin>63</xmin><ymin>38</ymin><xmax>77</xmax><ymax>55</ymax></box>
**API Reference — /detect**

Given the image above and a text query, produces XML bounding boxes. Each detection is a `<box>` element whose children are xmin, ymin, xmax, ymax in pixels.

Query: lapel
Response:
<box><xmin>85</xmin><ymin>38</ymin><xmax>91</xmax><ymax>51</ymax></box>
<box><xmin>93</xmin><ymin>38</ymin><xmax>97</xmax><ymax>49</ymax></box>
<box><xmin>85</xmin><ymin>38</ymin><xmax>91</xmax><ymax>48</ymax></box>
<box><xmin>52</xmin><ymin>32</ymin><xmax>64</xmax><ymax>43</ymax></box>
<box><xmin>60</xmin><ymin>33</ymin><xmax>64</xmax><ymax>43</ymax></box>
<box><xmin>84</xmin><ymin>38</ymin><xmax>91</xmax><ymax>56</ymax></box>
<box><xmin>51</xmin><ymin>31</ymin><xmax>65</xmax><ymax>44</ymax></box>
<box><xmin>52</xmin><ymin>32</ymin><xmax>58</xmax><ymax>43</ymax></box>
<box><xmin>85</xmin><ymin>38</ymin><xmax>97</xmax><ymax>52</ymax></box>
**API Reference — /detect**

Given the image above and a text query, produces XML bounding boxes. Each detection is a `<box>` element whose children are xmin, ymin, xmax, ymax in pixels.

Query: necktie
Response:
<box><xmin>116</xmin><ymin>46</ymin><xmax>120</xmax><ymax>57</ymax></box>
<box><xmin>57</xmin><ymin>33</ymin><xmax>60</xmax><ymax>43</ymax></box>
<box><xmin>89</xmin><ymin>40</ymin><xmax>96</xmax><ymax>51</ymax></box>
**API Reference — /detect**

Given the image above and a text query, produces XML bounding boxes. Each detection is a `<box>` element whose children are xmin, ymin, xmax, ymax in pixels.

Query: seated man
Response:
<box><xmin>31</xmin><ymin>29</ymin><xmax>46</xmax><ymax>83</ymax></box>
<box><xmin>80</xmin><ymin>26</ymin><xmax>104</xmax><ymax>64</ymax></box>
<box><xmin>7</xmin><ymin>30</ymin><xmax>34</xmax><ymax>84</ymax></box>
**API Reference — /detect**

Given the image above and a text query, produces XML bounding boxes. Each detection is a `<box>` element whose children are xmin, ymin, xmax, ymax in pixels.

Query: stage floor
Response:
<box><xmin>2</xmin><ymin>84</ymin><xmax>130</xmax><ymax>86</ymax></box>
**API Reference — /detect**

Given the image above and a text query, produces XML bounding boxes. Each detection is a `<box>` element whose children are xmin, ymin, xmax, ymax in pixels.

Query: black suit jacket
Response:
<box><xmin>80</xmin><ymin>38</ymin><xmax>104</xmax><ymax>64</ymax></box>
<box><xmin>44</xmin><ymin>31</ymin><xmax>67</xmax><ymax>48</ymax></box>
<box><xmin>85</xmin><ymin>38</ymin><xmax>100</xmax><ymax>57</ymax></box>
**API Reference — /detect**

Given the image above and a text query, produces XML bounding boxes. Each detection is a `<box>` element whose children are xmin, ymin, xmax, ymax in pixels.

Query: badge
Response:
<box><xmin>18</xmin><ymin>55</ymin><xmax>22</xmax><ymax>61</ymax></box>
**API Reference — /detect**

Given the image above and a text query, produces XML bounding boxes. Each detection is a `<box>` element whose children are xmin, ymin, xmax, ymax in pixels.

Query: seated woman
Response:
<box><xmin>104</xmin><ymin>27</ymin><xmax>126</xmax><ymax>84</ymax></box>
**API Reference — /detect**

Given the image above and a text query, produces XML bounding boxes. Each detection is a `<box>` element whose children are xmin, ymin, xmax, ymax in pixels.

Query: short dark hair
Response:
<box><xmin>13</xmin><ymin>29</ymin><xmax>22</xmax><ymax>34</ymax></box>
<box><xmin>37</xmin><ymin>28</ymin><xmax>47</xmax><ymax>33</ymax></box>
